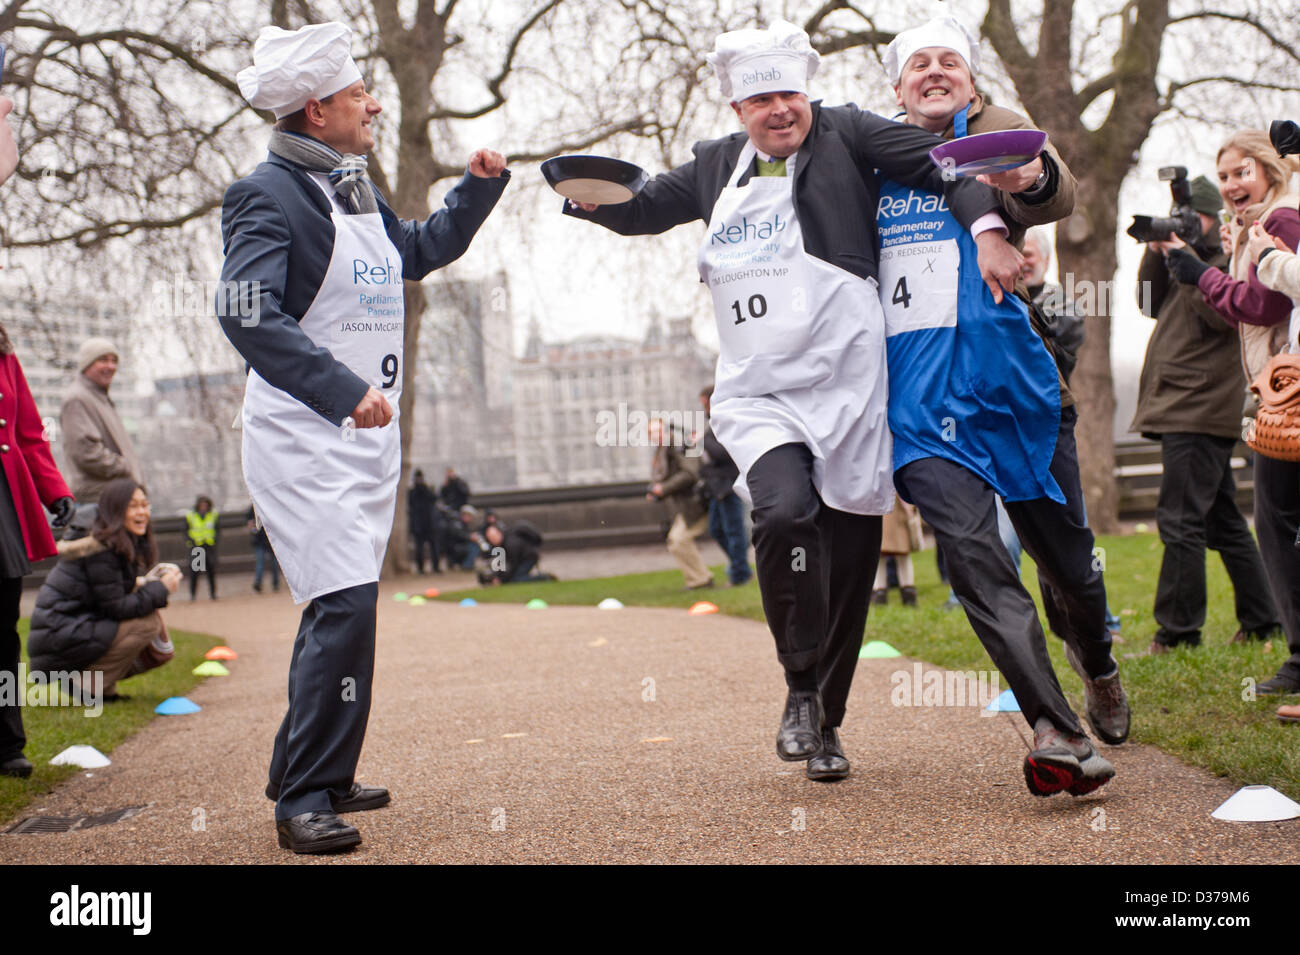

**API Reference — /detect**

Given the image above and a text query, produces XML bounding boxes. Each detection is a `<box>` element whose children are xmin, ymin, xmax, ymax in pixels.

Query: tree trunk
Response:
<box><xmin>1057</xmin><ymin>178</ymin><xmax>1121</xmax><ymax>533</ymax></box>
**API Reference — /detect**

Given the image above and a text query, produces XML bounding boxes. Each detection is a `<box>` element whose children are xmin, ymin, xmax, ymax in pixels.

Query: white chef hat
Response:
<box><xmin>883</xmin><ymin>16</ymin><xmax>981</xmax><ymax>86</ymax></box>
<box><xmin>236</xmin><ymin>22</ymin><xmax>363</xmax><ymax>119</ymax></box>
<box><xmin>706</xmin><ymin>19</ymin><xmax>820</xmax><ymax>103</ymax></box>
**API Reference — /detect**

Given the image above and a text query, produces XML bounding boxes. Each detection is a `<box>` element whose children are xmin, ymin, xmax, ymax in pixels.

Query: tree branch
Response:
<box><xmin>428</xmin><ymin>0</ymin><xmax>562</xmax><ymax>121</ymax></box>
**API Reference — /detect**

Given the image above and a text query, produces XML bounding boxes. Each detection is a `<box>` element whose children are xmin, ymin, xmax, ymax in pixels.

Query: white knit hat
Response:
<box><xmin>236</xmin><ymin>22</ymin><xmax>363</xmax><ymax>119</ymax></box>
<box><xmin>706</xmin><ymin>19</ymin><xmax>820</xmax><ymax>103</ymax></box>
<box><xmin>883</xmin><ymin>16</ymin><xmax>980</xmax><ymax>86</ymax></box>
<box><xmin>76</xmin><ymin>337</ymin><xmax>118</xmax><ymax>372</ymax></box>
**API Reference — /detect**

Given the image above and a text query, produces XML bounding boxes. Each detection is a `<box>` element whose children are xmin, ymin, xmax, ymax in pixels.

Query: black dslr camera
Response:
<box><xmin>1127</xmin><ymin>166</ymin><xmax>1201</xmax><ymax>243</ymax></box>
<box><xmin>1270</xmin><ymin>119</ymin><xmax>1300</xmax><ymax>157</ymax></box>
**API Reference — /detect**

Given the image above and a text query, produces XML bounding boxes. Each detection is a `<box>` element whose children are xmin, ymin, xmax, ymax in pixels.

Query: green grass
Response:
<box><xmin>442</xmin><ymin>532</ymin><xmax>1300</xmax><ymax>799</ymax></box>
<box><xmin>0</xmin><ymin>621</ymin><xmax>216</xmax><ymax>825</ymax></box>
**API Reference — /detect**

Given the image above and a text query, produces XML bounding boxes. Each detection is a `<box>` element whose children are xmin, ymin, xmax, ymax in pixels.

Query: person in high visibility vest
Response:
<box><xmin>185</xmin><ymin>495</ymin><xmax>219</xmax><ymax>600</ymax></box>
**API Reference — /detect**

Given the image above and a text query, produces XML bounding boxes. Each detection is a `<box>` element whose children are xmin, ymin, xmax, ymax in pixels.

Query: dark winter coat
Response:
<box><xmin>1130</xmin><ymin>238</ymin><xmax>1244</xmax><ymax>440</ymax></box>
<box><xmin>27</xmin><ymin>535</ymin><xmax>170</xmax><ymax>672</ymax></box>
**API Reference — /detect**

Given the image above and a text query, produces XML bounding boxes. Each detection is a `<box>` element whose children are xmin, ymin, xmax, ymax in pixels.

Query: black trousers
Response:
<box><xmin>412</xmin><ymin>531</ymin><xmax>440</xmax><ymax>572</ymax></box>
<box><xmin>747</xmin><ymin>443</ymin><xmax>881</xmax><ymax>728</ymax></box>
<box><xmin>189</xmin><ymin>544</ymin><xmax>218</xmax><ymax>599</ymax></box>
<box><xmin>1254</xmin><ymin>454</ymin><xmax>1300</xmax><ymax>682</ymax></box>
<box><xmin>1153</xmin><ymin>433</ymin><xmax>1277</xmax><ymax>646</ymax></box>
<box><xmin>896</xmin><ymin>407</ymin><xmax>1109</xmax><ymax>734</ymax></box>
<box><xmin>0</xmin><ymin>576</ymin><xmax>24</xmax><ymax>761</ymax></box>
<box><xmin>268</xmin><ymin>582</ymin><xmax>378</xmax><ymax>820</ymax></box>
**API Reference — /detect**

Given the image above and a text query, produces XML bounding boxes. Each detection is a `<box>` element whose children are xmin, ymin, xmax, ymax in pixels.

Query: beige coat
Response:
<box><xmin>1258</xmin><ymin>246</ymin><xmax>1300</xmax><ymax>353</ymax></box>
<box><xmin>59</xmin><ymin>374</ymin><xmax>142</xmax><ymax>501</ymax></box>
<box><xmin>1227</xmin><ymin>191</ymin><xmax>1300</xmax><ymax>379</ymax></box>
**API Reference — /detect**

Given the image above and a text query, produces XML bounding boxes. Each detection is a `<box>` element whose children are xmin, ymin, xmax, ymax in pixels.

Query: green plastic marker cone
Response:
<box><xmin>408</xmin><ymin>595</ymin><xmax>427</xmax><ymax>606</ymax></box>
<box><xmin>192</xmin><ymin>661</ymin><xmax>230</xmax><ymax>676</ymax></box>
<box><xmin>526</xmin><ymin>598</ymin><xmax>548</xmax><ymax>609</ymax></box>
<box><xmin>393</xmin><ymin>592</ymin><xmax>409</xmax><ymax>601</ymax></box>
<box><xmin>859</xmin><ymin>640</ymin><xmax>901</xmax><ymax>658</ymax></box>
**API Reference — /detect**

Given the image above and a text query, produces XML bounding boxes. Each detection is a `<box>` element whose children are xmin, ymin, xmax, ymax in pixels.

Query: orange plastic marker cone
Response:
<box><xmin>688</xmin><ymin>601</ymin><xmax>719</xmax><ymax>615</ymax></box>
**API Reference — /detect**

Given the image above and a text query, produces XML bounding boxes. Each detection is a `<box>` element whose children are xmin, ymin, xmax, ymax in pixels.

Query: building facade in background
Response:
<box><xmin>512</xmin><ymin>316</ymin><xmax>716</xmax><ymax>488</ymax></box>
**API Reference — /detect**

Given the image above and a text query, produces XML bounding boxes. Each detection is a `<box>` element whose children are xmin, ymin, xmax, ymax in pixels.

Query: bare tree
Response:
<box><xmin>6</xmin><ymin>0</ymin><xmax>1296</xmax><ymax>551</ymax></box>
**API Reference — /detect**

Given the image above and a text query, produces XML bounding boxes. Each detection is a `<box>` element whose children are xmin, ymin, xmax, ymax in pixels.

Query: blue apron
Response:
<box><xmin>878</xmin><ymin>107</ymin><xmax>1063</xmax><ymax>504</ymax></box>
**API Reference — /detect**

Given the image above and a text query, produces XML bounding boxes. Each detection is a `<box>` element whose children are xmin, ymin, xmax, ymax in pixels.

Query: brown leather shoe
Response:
<box><xmin>1278</xmin><ymin>704</ymin><xmax>1300</xmax><ymax>724</ymax></box>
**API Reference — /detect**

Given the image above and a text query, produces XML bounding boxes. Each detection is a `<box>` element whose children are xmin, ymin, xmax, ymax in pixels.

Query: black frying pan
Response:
<box><xmin>541</xmin><ymin>154</ymin><xmax>648</xmax><ymax>205</ymax></box>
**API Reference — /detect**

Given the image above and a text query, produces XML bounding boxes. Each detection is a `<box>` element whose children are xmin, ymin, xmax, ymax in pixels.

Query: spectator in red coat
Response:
<box><xmin>0</xmin><ymin>96</ymin><xmax>77</xmax><ymax>778</ymax></box>
<box><xmin>0</xmin><ymin>328</ymin><xmax>76</xmax><ymax>777</ymax></box>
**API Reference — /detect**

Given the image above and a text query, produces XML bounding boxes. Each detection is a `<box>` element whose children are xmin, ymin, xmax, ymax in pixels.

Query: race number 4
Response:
<box><xmin>731</xmin><ymin>294</ymin><xmax>767</xmax><ymax>325</ymax></box>
<box><xmin>381</xmin><ymin>353</ymin><xmax>399</xmax><ymax>388</ymax></box>
<box><xmin>891</xmin><ymin>277</ymin><xmax>912</xmax><ymax>309</ymax></box>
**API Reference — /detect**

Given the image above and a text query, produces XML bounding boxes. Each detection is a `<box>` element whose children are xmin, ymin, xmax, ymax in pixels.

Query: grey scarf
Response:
<box><xmin>268</xmin><ymin>130</ymin><xmax>379</xmax><ymax>215</ymax></box>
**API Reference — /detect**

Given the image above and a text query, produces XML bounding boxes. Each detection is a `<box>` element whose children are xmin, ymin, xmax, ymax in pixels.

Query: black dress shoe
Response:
<box><xmin>275</xmin><ymin>811</ymin><xmax>361</xmax><ymax>854</ymax></box>
<box><xmin>776</xmin><ymin>690</ymin><xmax>824</xmax><ymax>761</ymax></box>
<box><xmin>805</xmin><ymin>727</ymin><xmax>850</xmax><ymax>781</ymax></box>
<box><xmin>265</xmin><ymin>781</ymin><xmax>391</xmax><ymax>812</ymax></box>
<box><xmin>0</xmin><ymin>755</ymin><xmax>33</xmax><ymax>778</ymax></box>
<box><xmin>334</xmin><ymin>782</ymin><xmax>390</xmax><ymax>813</ymax></box>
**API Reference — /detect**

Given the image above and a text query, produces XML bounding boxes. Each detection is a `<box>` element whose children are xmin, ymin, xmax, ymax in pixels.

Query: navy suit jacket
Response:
<box><xmin>218</xmin><ymin>152</ymin><xmax>509</xmax><ymax>424</ymax></box>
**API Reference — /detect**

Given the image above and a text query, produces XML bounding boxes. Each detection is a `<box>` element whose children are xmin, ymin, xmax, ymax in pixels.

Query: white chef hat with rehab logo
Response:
<box><xmin>236</xmin><ymin>21</ymin><xmax>364</xmax><ymax>118</ymax></box>
<box><xmin>706</xmin><ymin>19</ymin><xmax>820</xmax><ymax>103</ymax></box>
<box><xmin>883</xmin><ymin>16</ymin><xmax>981</xmax><ymax>87</ymax></box>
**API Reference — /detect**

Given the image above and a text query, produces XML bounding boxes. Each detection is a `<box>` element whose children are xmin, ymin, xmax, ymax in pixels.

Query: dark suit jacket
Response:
<box><xmin>564</xmin><ymin>101</ymin><xmax>999</xmax><ymax>281</ymax></box>
<box><xmin>218</xmin><ymin>149</ymin><xmax>509</xmax><ymax>424</ymax></box>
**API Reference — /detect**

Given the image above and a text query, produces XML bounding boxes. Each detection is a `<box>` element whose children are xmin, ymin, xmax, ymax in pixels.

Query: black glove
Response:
<box><xmin>50</xmin><ymin>496</ymin><xmax>75</xmax><ymax>528</ymax></box>
<box><xmin>1166</xmin><ymin>247</ymin><xmax>1211</xmax><ymax>285</ymax></box>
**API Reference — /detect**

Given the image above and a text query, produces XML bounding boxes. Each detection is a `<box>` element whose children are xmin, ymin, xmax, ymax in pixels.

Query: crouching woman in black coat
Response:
<box><xmin>28</xmin><ymin>479</ymin><xmax>182</xmax><ymax>701</ymax></box>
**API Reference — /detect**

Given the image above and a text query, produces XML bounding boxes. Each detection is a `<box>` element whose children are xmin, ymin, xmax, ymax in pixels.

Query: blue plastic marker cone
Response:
<box><xmin>985</xmin><ymin>688</ymin><xmax>1020</xmax><ymax>712</ymax></box>
<box><xmin>459</xmin><ymin>597</ymin><xmax>478</xmax><ymax>607</ymax></box>
<box><xmin>859</xmin><ymin>640</ymin><xmax>901</xmax><ymax>658</ymax></box>
<box><xmin>155</xmin><ymin>696</ymin><xmax>201</xmax><ymax>715</ymax></box>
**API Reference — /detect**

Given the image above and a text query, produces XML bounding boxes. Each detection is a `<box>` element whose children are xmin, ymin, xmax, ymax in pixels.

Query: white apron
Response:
<box><xmin>698</xmin><ymin>142</ymin><xmax>892</xmax><ymax>515</ymax></box>
<box><xmin>242</xmin><ymin>176</ymin><xmax>405</xmax><ymax>604</ymax></box>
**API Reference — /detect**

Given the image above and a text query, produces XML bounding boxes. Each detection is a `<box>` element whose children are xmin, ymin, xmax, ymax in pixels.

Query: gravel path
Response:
<box><xmin>3</xmin><ymin>574</ymin><xmax>1296</xmax><ymax>864</ymax></box>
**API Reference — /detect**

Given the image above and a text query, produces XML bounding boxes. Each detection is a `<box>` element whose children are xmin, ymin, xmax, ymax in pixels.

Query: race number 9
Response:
<box><xmin>381</xmin><ymin>353</ymin><xmax>399</xmax><ymax>388</ymax></box>
<box><xmin>730</xmin><ymin>294</ymin><xmax>768</xmax><ymax>326</ymax></box>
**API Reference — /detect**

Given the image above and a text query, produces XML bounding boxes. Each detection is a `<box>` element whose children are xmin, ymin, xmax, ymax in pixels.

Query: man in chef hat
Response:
<box><xmin>567</xmin><ymin>19</ymin><xmax>1022</xmax><ymax>784</ymax></box>
<box><xmin>876</xmin><ymin>15</ymin><xmax>1128</xmax><ymax>798</ymax></box>
<box><xmin>218</xmin><ymin>21</ymin><xmax>508</xmax><ymax>854</ymax></box>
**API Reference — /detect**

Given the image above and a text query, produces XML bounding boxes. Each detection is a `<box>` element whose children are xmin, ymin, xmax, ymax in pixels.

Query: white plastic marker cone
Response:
<box><xmin>1211</xmin><ymin>785</ymin><xmax>1300</xmax><ymax>822</ymax></box>
<box><xmin>985</xmin><ymin>688</ymin><xmax>1021</xmax><ymax>712</ymax></box>
<box><xmin>50</xmin><ymin>745</ymin><xmax>110</xmax><ymax>769</ymax></box>
<box><xmin>597</xmin><ymin>598</ymin><xmax>624</xmax><ymax>610</ymax></box>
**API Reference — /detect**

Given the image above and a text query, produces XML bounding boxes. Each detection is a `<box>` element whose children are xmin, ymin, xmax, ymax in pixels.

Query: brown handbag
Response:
<box><xmin>1247</xmin><ymin>353</ymin><xmax>1300</xmax><ymax>461</ymax></box>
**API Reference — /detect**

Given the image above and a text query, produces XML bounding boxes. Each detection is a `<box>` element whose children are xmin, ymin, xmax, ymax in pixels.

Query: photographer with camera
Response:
<box><xmin>1130</xmin><ymin>172</ymin><xmax>1280</xmax><ymax>654</ymax></box>
<box><xmin>1157</xmin><ymin>128</ymin><xmax>1300</xmax><ymax>696</ymax></box>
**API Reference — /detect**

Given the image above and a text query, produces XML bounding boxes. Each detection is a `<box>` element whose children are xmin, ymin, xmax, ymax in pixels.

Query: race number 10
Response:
<box><xmin>731</xmin><ymin>294</ymin><xmax>768</xmax><ymax>326</ymax></box>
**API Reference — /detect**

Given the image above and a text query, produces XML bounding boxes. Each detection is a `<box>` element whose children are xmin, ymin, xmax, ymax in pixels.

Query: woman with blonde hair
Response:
<box><xmin>1160</xmin><ymin>128</ymin><xmax>1300</xmax><ymax>697</ymax></box>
